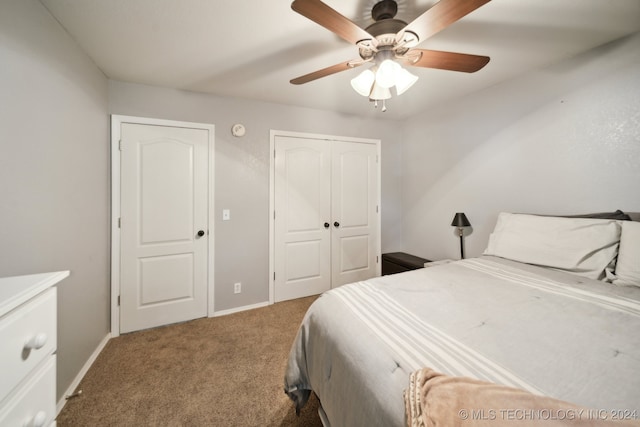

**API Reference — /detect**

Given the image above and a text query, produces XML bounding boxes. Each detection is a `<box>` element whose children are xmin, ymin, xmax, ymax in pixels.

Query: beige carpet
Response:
<box><xmin>57</xmin><ymin>296</ymin><xmax>322</xmax><ymax>426</ymax></box>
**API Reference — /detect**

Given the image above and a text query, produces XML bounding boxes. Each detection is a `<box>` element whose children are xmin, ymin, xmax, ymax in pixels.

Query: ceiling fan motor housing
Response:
<box><xmin>359</xmin><ymin>0</ymin><xmax>416</xmax><ymax>60</ymax></box>
<box><xmin>366</xmin><ymin>19</ymin><xmax>406</xmax><ymax>38</ymax></box>
<box><xmin>360</xmin><ymin>18</ymin><xmax>412</xmax><ymax>60</ymax></box>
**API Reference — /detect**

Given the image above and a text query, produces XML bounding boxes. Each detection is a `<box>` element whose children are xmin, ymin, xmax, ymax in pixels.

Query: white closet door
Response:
<box><xmin>274</xmin><ymin>136</ymin><xmax>331</xmax><ymax>302</ymax></box>
<box><xmin>120</xmin><ymin>123</ymin><xmax>209</xmax><ymax>333</ymax></box>
<box><xmin>331</xmin><ymin>141</ymin><xmax>379</xmax><ymax>287</ymax></box>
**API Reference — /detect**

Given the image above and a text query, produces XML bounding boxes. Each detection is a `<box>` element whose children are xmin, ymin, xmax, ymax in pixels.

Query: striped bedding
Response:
<box><xmin>284</xmin><ymin>256</ymin><xmax>640</xmax><ymax>427</ymax></box>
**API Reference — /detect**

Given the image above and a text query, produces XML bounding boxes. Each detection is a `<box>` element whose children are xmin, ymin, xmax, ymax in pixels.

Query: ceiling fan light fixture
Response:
<box><xmin>369</xmin><ymin>81</ymin><xmax>392</xmax><ymax>101</ymax></box>
<box><xmin>395</xmin><ymin>67</ymin><xmax>419</xmax><ymax>96</ymax></box>
<box><xmin>350</xmin><ymin>69</ymin><xmax>375</xmax><ymax>97</ymax></box>
<box><xmin>375</xmin><ymin>59</ymin><xmax>401</xmax><ymax>88</ymax></box>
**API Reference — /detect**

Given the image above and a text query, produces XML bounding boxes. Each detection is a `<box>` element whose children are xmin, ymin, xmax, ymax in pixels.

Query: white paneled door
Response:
<box><xmin>331</xmin><ymin>141</ymin><xmax>379</xmax><ymax>287</ymax></box>
<box><xmin>274</xmin><ymin>136</ymin><xmax>332</xmax><ymax>301</ymax></box>
<box><xmin>273</xmin><ymin>134</ymin><xmax>379</xmax><ymax>302</ymax></box>
<box><xmin>120</xmin><ymin>123</ymin><xmax>209</xmax><ymax>333</ymax></box>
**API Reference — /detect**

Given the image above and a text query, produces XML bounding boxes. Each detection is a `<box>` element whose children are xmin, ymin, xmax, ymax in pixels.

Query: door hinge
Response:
<box><xmin>117</xmin><ymin>295</ymin><xmax>120</xmax><ymax>306</ymax></box>
<box><xmin>274</xmin><ymin>211</ymin><xmax>276</xmax><ymax>220</ymax></box>
<box><xmin>273</xmin><ymin>272</ymin><xmax>276</xmax><ymax>281</ymax></box>
<box><xmin>118</xmin><ymin>139</ymin><xmax>122</xmax><ymax>151</ymax></box>
<box><xmin>274</xmin><ymin>150</ymin><xmax>276</xmax><ymax>159</ymax></box>
<box><xmin>376</xmin><ymin>256</ymin><xmax>379</xmax><ymax>264</ymax></box>
<box><xmin>118</xmin><ymin>217</ymin><xmax>121</xmax><ymax>228</ymax></box>
<box><xmin>376</xmin><ymin>205</ymin><xmax>379</xmax><ymax>213</ymax></box>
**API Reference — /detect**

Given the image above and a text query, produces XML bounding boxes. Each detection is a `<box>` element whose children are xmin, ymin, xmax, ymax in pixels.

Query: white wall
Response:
<box><xmin>0</xmin><ymin>0</ymin><xmax>110</xmax><ymax>400</ymax></box>
<box><xmin>109</xmin><ymin>82</ymin><xmax>405</xmax><ymax>312</ymax></box>
<box><xmin>401</xmin><ymin>33</ymin><xmax>640</xmax><ymax>262</ymax></box>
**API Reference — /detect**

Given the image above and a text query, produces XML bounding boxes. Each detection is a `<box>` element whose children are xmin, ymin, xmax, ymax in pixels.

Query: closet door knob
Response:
<box><xmin>197</xmin><ymin>230</ymin><xmax>205</xmax><ymax>237</ymax></box>
<box><xmin>324</xmin><ymin>222</ymin><xmax>330</xmax><ymax>229</ymax></box>
<box><xmin>334</xmin><ymin>221</ymin><xmax>340</xmax><ymax>228</ymax></box>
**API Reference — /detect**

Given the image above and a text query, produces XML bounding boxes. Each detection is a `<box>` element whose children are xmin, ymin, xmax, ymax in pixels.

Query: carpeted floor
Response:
<box><xmin>57</xmin><ymin>296</ymin><xmax>322</xmax><ymax>426</ymax></box>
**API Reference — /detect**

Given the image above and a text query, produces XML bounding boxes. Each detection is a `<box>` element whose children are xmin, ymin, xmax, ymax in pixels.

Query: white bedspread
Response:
<box><xmin>284</xmin><ymin>256</ymin><xmax>640</xmax><ymax>427</ymax></box>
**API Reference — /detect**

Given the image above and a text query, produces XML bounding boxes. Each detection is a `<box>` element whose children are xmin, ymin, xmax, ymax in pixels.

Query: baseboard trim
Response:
<box><xmin>213</xmin><ymin>301</ymin><xmax>270</xmax><ymax>317</ymax></box>
<box><xmin>57</xmin><ymin>333</ymin><xmax>111</xmax><ymax>416</ymax></box>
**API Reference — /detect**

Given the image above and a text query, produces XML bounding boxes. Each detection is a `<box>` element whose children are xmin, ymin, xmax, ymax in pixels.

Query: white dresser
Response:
<box><xmin>0</xmin><ymin>271</ymin><xmax>69</xmax><ymax>427</ymax></box>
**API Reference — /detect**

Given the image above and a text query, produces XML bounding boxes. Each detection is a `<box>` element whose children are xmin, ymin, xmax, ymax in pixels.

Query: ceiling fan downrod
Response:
<box><xmin>371</xmin><ymin>0</ymin><xmax>398</xmax><ymax>21</ymax></box>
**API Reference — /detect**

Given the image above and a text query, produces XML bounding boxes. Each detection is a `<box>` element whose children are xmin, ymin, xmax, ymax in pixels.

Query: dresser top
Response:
<box><xmin>0</xmin><ymin>271</ymin><xmax>69</xmax><ymax>316</ymax></box>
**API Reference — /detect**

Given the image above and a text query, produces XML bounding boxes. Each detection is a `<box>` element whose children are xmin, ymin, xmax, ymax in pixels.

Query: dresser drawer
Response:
<box><xmin>0</xmin><ymin>355</ymin><xmax>56</xmax><ymax>427</ymax></box>
<box><xmin>0</xmin><ymin>287</ymin><xmax>56</xmax><ymax>401</ymax></box>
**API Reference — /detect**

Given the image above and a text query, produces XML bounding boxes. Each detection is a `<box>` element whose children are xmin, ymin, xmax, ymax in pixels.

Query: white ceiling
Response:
<box><xmin>40</xmin><ymin>0</ymin><xmax>640</xmax><ymax>119</ymax></box>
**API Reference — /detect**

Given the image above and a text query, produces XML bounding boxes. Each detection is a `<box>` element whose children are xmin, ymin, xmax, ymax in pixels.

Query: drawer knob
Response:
<box><xmin>23</xmin><ymin>410</ymin><xmax>47</xmax><ymax>427</ymax></box>
<box><xmin>24</xmin><ymin>333</ymin><xmax>48</xmax><ymax>350</ymax></box>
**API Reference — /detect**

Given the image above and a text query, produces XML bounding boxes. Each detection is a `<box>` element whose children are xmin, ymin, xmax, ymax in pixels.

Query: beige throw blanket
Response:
<box><xmin>405</xmin><ymin>368</ymin><xmax>639</xmax><ymax>427</ymax></box>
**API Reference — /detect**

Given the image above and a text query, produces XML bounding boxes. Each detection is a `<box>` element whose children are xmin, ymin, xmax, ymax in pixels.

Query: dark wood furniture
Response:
<box><xmin>382</xmin><ymin>252</ymin><xmax>430</xmax><ymax>275</ymax></box>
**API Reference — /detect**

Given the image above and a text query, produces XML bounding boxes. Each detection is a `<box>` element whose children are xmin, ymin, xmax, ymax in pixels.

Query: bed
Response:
<box><xmin>284</xmin><ymin>212</ymin><xmax>640</xmax><ymax>426</ymax></box>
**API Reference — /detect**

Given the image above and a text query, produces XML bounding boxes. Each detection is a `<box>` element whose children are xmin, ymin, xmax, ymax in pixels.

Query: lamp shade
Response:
<box><xmin>451</xmin><ymin>212</ymin><xmax>471</xmax><ymax>227</ymax></box>
<box><xmin>369</xmin><ymin>81</ymin><xmax>392</xmax><ymax>100</ymax></box>
<box><xmin>375</xmin><ymin>59</ymin><xmax>401</xmax><ymax>88</ymax></box>
<box><xmin>351</xmin><ymin>69</ymin><xmax>375</xmax><ymax>97</ymax></box>
<box><xmin>395</xmin><ymin>68</ymin><xmax>419</xmax><ymax>96</ymax></box>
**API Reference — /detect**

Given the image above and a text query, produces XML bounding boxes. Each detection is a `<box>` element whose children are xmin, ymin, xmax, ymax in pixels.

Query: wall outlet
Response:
<box><xmin>234</xmin><ymin>282</ymin><xmax>241</xmax><ymax>294</ymax></box>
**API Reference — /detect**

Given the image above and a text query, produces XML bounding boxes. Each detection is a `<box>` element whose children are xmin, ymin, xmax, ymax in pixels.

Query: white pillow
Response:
<box><xmin>484</xmin><ymin>213</ymin><xmax>621</xmax><ymax>280</ymax></box>
<box><xmin>613</xmin><ymin>221</ymin><xmax>640</xmax><ymax>287</ymax></box>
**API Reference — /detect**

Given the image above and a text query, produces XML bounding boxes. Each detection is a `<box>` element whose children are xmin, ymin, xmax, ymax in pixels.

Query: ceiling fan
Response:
<box><xmin>290</xmin><ymin>0</ymin><xmax>492</xmax><ymax>110</ymax></box>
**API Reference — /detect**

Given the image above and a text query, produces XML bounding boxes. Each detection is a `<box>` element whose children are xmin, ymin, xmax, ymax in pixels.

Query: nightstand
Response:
<box><xmin>382</xmin><ymin>252</ymin><xmax>431</xmax><ymax>275</ymax></box>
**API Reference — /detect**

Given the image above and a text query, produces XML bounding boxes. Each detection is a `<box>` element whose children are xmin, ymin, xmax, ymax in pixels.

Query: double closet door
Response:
<box><xmin>273</xmin><ymin>134</ymin><xmax>380</xmax><ymax>302</ymax></box>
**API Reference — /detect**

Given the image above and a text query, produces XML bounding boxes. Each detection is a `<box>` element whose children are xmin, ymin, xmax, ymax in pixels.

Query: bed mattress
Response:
<box><xmin>284</xmin><ymin>256</ymin><xmax>640</xmax><ymax>427</ymax></box>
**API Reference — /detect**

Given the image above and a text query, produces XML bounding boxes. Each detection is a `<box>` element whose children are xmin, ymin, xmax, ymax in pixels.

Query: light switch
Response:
<box><xmin>222</xmin><ymin>209</ymin><xmax>230</xmax><ymax>221</ymax></box>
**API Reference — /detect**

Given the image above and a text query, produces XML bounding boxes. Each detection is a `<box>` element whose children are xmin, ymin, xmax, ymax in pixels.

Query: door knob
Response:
<box><xmin>324</xmin><ymin>222</ymin><xmax>330</xmax><ymax>229</ymax></box>
<box><xmin>334</xmin><ymin>221</ymin><xmax>340</xmax><ymax>228</ymax></box>
<box><xmin>197</xmin><ymin>230</ymin><xmax>205</xmax><ymax>237</ymax></box>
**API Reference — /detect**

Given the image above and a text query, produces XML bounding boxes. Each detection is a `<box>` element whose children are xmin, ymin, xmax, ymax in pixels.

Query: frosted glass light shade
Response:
<box><xmin>395</xmin><ymin>68</ymin><xmax>419</xmax><ymax>96</ymax></box>
<box><xmin>350</xmin><ymin>69</ymin><xmax>375</xmax><ymax>97</ymax></box>
<box><xmin>369</xmin><ymin>82</ymin><xmax>392</xmax><ymax>100</ymax></box>
<box><xmin>376</xmin><ymin>59</ymin><xmax>400</xmax><ymax>88</ymax></box>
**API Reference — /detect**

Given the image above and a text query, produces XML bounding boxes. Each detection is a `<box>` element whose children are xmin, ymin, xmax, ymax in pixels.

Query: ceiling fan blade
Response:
<box><xmin>402</xmin><ymin>49</ymin><xmax>490</xmax><ymax>73</ymax></box>
<box><xmin>401</xmin><ymin>0</ymin><xmax>491</xmax><ymax>44</ymax></box>
<box><xmin>291</xmin><ymin>0</ymin><xmax>373</xmax><ymax>45</ymax></box>
<box><xmin>290</xmin><ymin>61</ymin><xmax>362</xmax><ymax>85</ymax></box>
